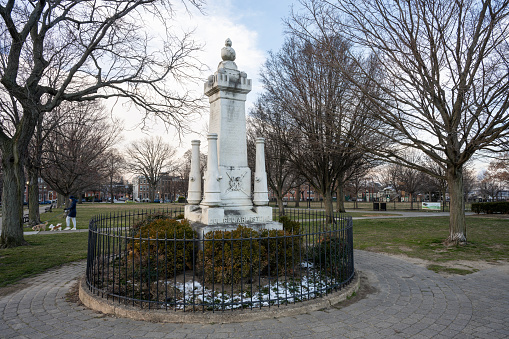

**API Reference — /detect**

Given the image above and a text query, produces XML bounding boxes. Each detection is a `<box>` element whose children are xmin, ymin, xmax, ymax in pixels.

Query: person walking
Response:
<box><xmin>64</xmin><ymin>196</ymin><xmax>77</xmax><ymax>230</ymax></box>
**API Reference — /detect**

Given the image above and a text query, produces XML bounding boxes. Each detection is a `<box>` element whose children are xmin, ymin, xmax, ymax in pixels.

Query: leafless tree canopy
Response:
<box><xmin>0</xmin><ymin>0</ymin><xmax>204</xmax><ymax>247</ymax></box>
<box><xmin>288</xmin><ymin>0</ymin><xmax>509</xmax><ymax>244</ymax></box>
<box><xmin>126</xmin><ymin>136</ymin><xmax>176</xmax><ymax>202</ymax></box>
<box><xmin>0</xmin><ymin>0</ymin><xmax>205</xmax><ymax>124</ymax></box>
<box><xmin>41</xmin><ymin>101</ymin><xmax>121</xmax><ymax>200</ymax></box>
<box><xmin>104</xmin><ymin>149</ymin><xmax>126</xmax><ymax>203</ymax></box>
<box><xmin>258</xmin><ymin>33</ymin><xmax>383</xmax><ymax>218</ymax></box>
<box><xmin>248</xmin><ymin>101</ymin><xmax>301</xmax><ymax>213</ymax></box>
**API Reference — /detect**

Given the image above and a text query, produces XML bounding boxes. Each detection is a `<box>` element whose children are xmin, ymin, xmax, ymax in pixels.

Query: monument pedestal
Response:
<box><xmin>185</xmin><ymin>205</ymin><xmax>277</xmax><ymax>237</ymax></box>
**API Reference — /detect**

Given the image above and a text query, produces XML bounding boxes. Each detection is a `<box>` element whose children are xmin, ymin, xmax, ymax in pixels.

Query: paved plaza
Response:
<box><xmin>1</xmin><ymin>250</ymin><xmax>507</xmax><ymax>338</ymax></box>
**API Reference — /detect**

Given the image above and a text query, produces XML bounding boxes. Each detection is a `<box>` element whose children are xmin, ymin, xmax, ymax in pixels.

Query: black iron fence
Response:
<box><xmin>85</xmin><ymin>207</ymin><xmax>354</xmax><ymax>312</ymax></box>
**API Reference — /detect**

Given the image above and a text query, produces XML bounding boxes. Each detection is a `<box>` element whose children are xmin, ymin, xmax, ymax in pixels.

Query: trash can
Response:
<box><xmin>380</xmin><ymin>202</ymin><xmax>387</xmax><ymax>211</ymax></box>
<box><xmin>373</xmin><ymin>202</ymin><xmax>379</xmax><ymax>210</ymax></box>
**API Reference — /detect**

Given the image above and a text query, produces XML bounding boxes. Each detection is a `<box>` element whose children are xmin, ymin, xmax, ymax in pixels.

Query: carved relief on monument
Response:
<box><xmin>225</xmin><ymin>170</ymin><xmax>248</xmax><ymax>195</ymax></box>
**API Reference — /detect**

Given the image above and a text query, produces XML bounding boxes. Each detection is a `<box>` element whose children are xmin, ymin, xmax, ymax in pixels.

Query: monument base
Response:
<box><xmin>184</xmin><ymin>205</ymin><xmax>281</xmax><ymax>237</ymax></box>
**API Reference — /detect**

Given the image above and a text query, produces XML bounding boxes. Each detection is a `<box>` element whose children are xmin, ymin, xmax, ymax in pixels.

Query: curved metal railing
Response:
<box><xmin>86</xmin><ymin>207</ymin><xmax>354</xmax><ymax>312</ymax></box>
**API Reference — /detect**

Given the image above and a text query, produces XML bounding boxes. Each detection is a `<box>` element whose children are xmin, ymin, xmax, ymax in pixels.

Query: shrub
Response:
<box><xmin>306</xmin><ymin>234</ymin><xmax>349</xmax><ymax>277</ymax></box>
<box><xmin>128</xmin><ymin>218</ymin><xmax>197</xmax><ymax>282</ymax></box>
<box><xmin>131</xmin><ymin>211</ymin><xmax>173</xmax><ymax>233</ymax></box>
<box><xmin>199</xmin><ymin>226</ymin><xmax>267</xmax><ymax>284</ymax></box>
<box><xmin>259</xmin><ymin>229</ymin><xmax>301</xmax><ymax>276</ymax></box>
<box><xmin>130</xmin><ymin>211</ymin><xmax>185</xmax><ymax>233</ymax></box>
<box><xmin>200</xmin><ymin>223</ymin><xmax>303</xmax><ymax>284</ymax></box>
<box><xmin>279</xmin><ymin>215</ymin><xmax>300</xmax><ymax>234</ymax></box>
<box><xmin>471</xmin><ymin>202</ymin><xmax>509</xmax><ymax>214</ymax></box>
<box><xmin>177</xmin><ymin>196</ymin><xmax>187</xmax><ymax>203</ymax></box>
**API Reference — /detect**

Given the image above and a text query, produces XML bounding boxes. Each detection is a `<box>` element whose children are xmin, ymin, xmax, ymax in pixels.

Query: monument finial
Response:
<box><xmin>221</xmin><ymin>38</ymin><xmax>236</xmax><ymax>62</ymax></box>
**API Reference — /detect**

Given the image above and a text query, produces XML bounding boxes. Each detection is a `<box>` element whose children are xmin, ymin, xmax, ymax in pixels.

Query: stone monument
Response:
<box><xmin>185</xmin><ymin>39</ymin><xmax>280</xmax><ymax>234</ymax></box>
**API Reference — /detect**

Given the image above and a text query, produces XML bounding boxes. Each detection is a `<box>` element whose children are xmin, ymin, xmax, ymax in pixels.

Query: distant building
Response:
<box><xmin>133</xmin><ymin>174</ymin><xmax>187</xmax><ymax>202</ymax></box>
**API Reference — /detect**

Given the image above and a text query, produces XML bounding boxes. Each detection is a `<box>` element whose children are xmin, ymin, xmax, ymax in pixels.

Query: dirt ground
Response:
<box><xmin>382</xmin><ymin>252</ymin><xmax>509</xmax><ymax>276</ymax></box>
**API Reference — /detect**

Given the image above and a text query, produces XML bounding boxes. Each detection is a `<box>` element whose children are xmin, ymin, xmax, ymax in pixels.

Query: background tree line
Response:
<box><xmin>249</xmin><ymin>0</ymin><xmax>509</xmax><ymax>245</ymax></box>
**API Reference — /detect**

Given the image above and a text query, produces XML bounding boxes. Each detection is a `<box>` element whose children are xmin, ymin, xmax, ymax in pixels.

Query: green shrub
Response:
<box><xmin>259</xmin><ymin>229</ymin><xmax>301</xmax><ymax>276</ymax></box>
<box><xmin>177</xmin><ymin>196</ymin><xmax>187</xmax><ymax>203</ymax></box>
<box><xmin>131</xmin><ymin>211</ymin><xmax>172</xmax><ymax>232</ymax></box>
<box><xmin>199</xmin><ymin>223</ymin><xmax>304</xmax><ymax>284</ymax></box>
<box><xmin>279</xmin><ymin>215</ymin><xmax>300</xmax><ymax>234</ymax></box>
<box><xmin>199</xmin><ymin>226</ymin><xmax>267</xmax><ymax>284</ymax></box>
<box><xmin>471</xmin><ymin>202</ymin><xmax>509</xmax><ymax>214</ymax></box>
<box><xmin>131</xmin><ymin>211</ymin><xmax>185</xmax><ymax>233</ymax></box>
<box><xmin>306</xmin><ymin>234</ymin><xmax>349</xmax><ymax>277</ymax></box>
<box><xmin>128</xmin><ymin>218</ymin><xmax>197</xmax><ymax>281</ymax></box>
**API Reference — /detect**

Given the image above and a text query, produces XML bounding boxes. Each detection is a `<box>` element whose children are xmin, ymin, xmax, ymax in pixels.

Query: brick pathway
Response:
<box><xmin>1</xmin><ymin>251</ymin><xmax>507</xmax><ymax>338</ymax></box>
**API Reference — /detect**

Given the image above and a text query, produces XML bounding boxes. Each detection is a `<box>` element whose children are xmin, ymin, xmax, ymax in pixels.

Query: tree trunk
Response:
<box><xmin>28</xmin><ymin>169</ymin><xmax>41</xmax><ymax>226</ymax></box>
<box><xmin>110</xmin><ymin>177</ymin><xmax>114</xmax><ymax>204</ymax></box>
<box><xmin>336</xmin><ymin>184</ymin><xmax>346</xmax><ymax>212</ymax></box>
<box><xmin>149</xmin><ymin>185</ymin><xmax>155</xmax><ymax>202</ymax></box>
<box><xmin>275</xmin><ymin>187</ymin><xmax>285</xmax><ymax>214</ymax></box>
<box><xmin>323</xmin><ymin>188</ymin><xmax>334</xmax><ymax>224</ymax></box>
<box><xmin>0</xmin><ymin>145</ymin><xmax>28</xmax><ymax>248</ymax></box>
<box><xmin>409</xmin><ymin>193</ymin><xmax>414</xmax><ymax>210</ymax></box>
<box><xmin>294</xmin><ymin>190</ymin><xmax>300</xmax><ymax>208</ymax></box>
<box><xmin>446</xmin><ymin>165</ymin><xmax>467</xmax><ymax>245</ymax></box>
<box><xmin>57</xmin><ymin>193</ymin><xmax>65</xmax><ymax>208</ymax></box>
<box><xmin>277</xmin><ymin>197</ymin><xmax>284</xmax><ymax>214</ymax></box>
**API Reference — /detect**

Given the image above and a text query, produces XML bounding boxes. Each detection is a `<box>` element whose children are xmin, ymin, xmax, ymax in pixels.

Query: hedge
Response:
<box><xmin>471</xmin><ymin>202</ymin><xmax>509</xmax><ymax>214</ymax></box>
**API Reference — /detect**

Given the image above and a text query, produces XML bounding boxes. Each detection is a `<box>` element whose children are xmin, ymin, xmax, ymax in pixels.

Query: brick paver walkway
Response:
<box><xmin>1</xmin><ymin>250</ymin><xmax>508</xmax><ymax>338</ymax></box>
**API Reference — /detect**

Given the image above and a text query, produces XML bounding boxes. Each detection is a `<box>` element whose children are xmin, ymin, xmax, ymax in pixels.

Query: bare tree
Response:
<box><xmin>376</xmin><ymin>164</ymin><xmax>404</xmax><ymax>200</ymax></box>
<box><xmin>289</xmin><ymin>0</ymin><xmax>509</xmax><ymax>244</ymax></box>
<box><xmin>487</xmin><ymin>154</ymin><xmax>509</xmax><ymax>191</ymax></box>
<box><xmin>259</xmin><ymin>33</ymin><xmax>382</xmax><ymax>221</ymax></box>
<box><xmin>0</xmin><ymin>1</ymin><xmax>204</xmax><ymax>247</ymax></box>
<box><xmin>344</xmin><ymin>171</ymin><xmax>365</xmax><ymax>209</ymax></box>
<box><xmin>126</xmin><ymin>137</ymin><xmax>176</xmax><ymax>203</ymax></box>
<box><xmin>103</xmin><ymin>149</ymin><xmax>126</xmax><ymax>204</ymax></box>
<box><xmin>462</xmin><ymin>167</ymin><xmax>477</xmax><ymax>202</ymax></box>
<box><xmin>248</xmin><ymin>101</ymin><xmax>300</xmax><ymax>213</ymax></box>
<box><xmin>396</xmin><ymin>152</ymin><xmax>427</xmax><ymax>210</ymax></box>
<box><xmin>41</xmin><ymin>102</ymin><xmax>120</xmax><ymax>205</ymax></box>
<box><xmin>25</xmin><ymin>101</ymin><xmax>69</xmax><ymax>225</ymax></box>
<box><xmin>478</xmin><ymin>170</ymin><xmax>502</xmax><ymax>201</ymax></box>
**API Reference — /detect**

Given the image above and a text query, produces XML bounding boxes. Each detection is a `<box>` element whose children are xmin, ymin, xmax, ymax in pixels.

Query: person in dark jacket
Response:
<box><xmin>64</xmin><ymin>196</ymin><xmax>77</xmax><ymax>230</ymax></box>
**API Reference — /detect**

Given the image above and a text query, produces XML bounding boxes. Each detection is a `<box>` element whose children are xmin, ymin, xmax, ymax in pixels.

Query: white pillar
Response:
<box><xmin>201</xmin><ymin>134</ymin><xmax>222</xmax><ymax>207</ymax></box>
<box><xmin>187</xmin><ymin>140</ymin><xmax>202</xmax><ymax>205</ymax></box>
<box><xmin>253</xmin><ymin>137</ymin><xmax>269</xmax><ymax>206</ymax></box>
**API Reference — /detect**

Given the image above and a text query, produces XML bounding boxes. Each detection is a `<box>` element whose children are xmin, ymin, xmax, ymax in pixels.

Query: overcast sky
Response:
<box><xmin>116</xmin><ymin>0</ymin><xmax>299</xmax><ymax>159</ymax></box>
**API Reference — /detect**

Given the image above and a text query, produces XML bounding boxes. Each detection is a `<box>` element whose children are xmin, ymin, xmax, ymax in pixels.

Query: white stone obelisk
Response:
<box><xmin>253</xmin><ymin>137</ymin><xmax>269</xmax><ymax>206</ymax></box>
<box><xmin>187</xmin><ymin>140</ymin><xmax>202</xmax><ymax>205</ymax></box>
<box><xmin>205</xmin><ymin>38</ymin><xmax>253</xmax><ymax>208</ymax></box>
<box><xmin>185</xmin><ymin>39</ymin><xmax>279</xmax><ymax>233</ymax></box>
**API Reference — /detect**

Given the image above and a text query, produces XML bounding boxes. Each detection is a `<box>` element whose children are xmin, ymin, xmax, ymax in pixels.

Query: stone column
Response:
<box><xmin>253</xmin><ymin>137</ymin><xmax>269</xmax><ymax>206</ymax></box>
<box><xmin>201</xmin><ymin>134</ymin><xmax>222</xmax><ymax>206</ymax></box>
<box><xmin>187</xmin><ymin>140</ymin><xmax>201</xmax><ymax>205</ymax></box>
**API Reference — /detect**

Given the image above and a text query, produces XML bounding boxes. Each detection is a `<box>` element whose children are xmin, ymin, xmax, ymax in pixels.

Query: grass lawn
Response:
<box><xmin>1</xmin><ymin>203</ymin><xmax>508</xmax><ymax>288</ymax></box>
<box><xmin>0</xmin><ymin>232</ymin><xmax>89</xmax><ymax>287</ymax></box>
<box><xmin>354</xmin><ymin>215</ymin><xmax>509</xmax><ymax>273</ymax></box>
<box><xmin>30</xmin><ymin>202</ymin><xmax>186</xmax><ymax>231</ymax></box>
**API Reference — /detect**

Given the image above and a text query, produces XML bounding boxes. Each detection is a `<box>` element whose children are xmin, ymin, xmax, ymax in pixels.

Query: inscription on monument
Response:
<box><xmin>208</xmin><ymin>216</ymin><xmax>273</xmax><ymax>225</ymax></box>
